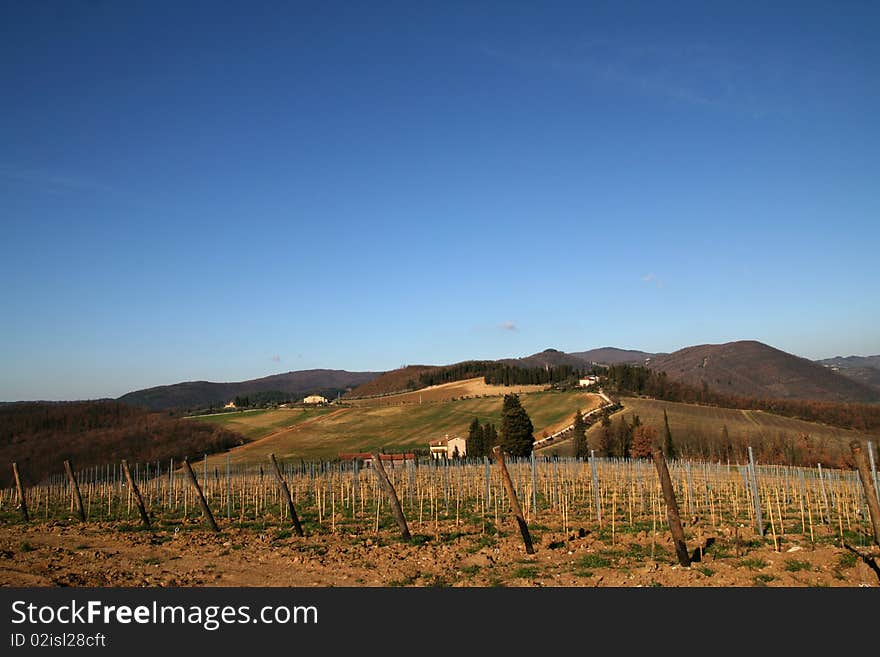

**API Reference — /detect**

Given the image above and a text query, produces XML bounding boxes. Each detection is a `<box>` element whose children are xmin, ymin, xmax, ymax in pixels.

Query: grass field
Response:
<box><xmin>194</xmin><ymin>387</ymin><xmax>603</xmax><ymax>467</ymax></box>
<box><xmin>345</xmin><ymin>377</ymin><xmax>549</xmax><ymax>405</ymax></box>
<box><xmin>190</xmin><ymin>407</ymin><xmax>337</xmax><ymax>440</ymax></box>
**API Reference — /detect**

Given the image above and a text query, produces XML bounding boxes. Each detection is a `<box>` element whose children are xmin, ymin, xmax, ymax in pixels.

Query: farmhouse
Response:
<box><xmin>303</xmin><ymin>395</ymin><xmax>328</xmax><ymax>405</ymax></box>
<box><xmin>338</xmin><ymin>452</ymin><xmax>416</xmax><ymax>468</ymax></box>
<box><xmin>578</xmin><ymin>375</ymin><xmax>599</xmax><ymax>387</ymax></box>
<box><xmin>223</xmin><ymin>400</ymin><xmax>237</xmax><ymax>409</ymax></box>
<box><xmin>429</xmin><ymin>434</ymin><xmax>467</xmax><ymax>459</ymax></box>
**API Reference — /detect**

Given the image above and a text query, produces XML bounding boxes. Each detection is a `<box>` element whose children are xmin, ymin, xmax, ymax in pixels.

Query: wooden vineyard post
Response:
<box><xmin>63</xmin><ymin>460</ymin><xmax>86</xmax><ymax>522</ymax></box>
<box><xmin>371</xmin><ymin>453</ymin><xmax>411</xmax><ymax>541</ymax></box>
<box><xmin>121</xmin><ymin>459</ymin><xmax>150</xmax><ymax>528</ymax></box>
<box><xmin>590</xmin><ymin>450</ymin><xmax>602</xmax><ymax>525</ymax></box>
<box><xmin>12</xmin><ymin>462</ymin><xmax>29</xmax><ymax>522</ymax></box>
<box><xmin>651</xmin><ymin>450</ymin><xmax>691</xmax><ymax>567</ymax></box>
<box><xmin>492</xmin><ymin>447</ymin><xmax>535</xmax><ymax>555</ymax></box>
<box><xmin>868</xmin><ymin>441</ymin><xmax>879</xmax><ymax>506</ymax></box>
<box><xmin>748</xmin><ymin>446</ymin><xmax>764</xmax><ymax>536</ymax></box>
<box><xmin>182</xmin><ymin>457</ymin><xmax>219</xmax><ymax>532</ymax></box>
<box><xmin>268</xmin><ymin>454</ymin><xmax>304</xmax><ymax>537</ymax></box>
<box><xmin>850</xmin><ymin>441</ymin><xmax>880</xmax><ymax>546</ymax></box>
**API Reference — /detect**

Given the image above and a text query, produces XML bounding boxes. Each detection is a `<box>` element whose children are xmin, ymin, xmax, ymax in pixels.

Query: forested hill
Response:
<box><xmin>118</xmin><ymin>369</ymin><xmax>381</xmax><ymax>411</ymax></box>
<box><xmin>648</xmin><ymin>340</ymin><xmax>880</xmax><ymax>403</ymax></box>
<box><xmin>0</xmin><ymin>401</ymin><xmax>247</xmax><ymax>487</ymax></box>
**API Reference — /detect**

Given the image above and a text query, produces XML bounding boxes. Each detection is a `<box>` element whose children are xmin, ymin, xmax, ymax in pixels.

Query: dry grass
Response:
<box><xmin>346</xmin><ymin>377</ymin><xmax>550</xmax><ymax>406</ymax></box>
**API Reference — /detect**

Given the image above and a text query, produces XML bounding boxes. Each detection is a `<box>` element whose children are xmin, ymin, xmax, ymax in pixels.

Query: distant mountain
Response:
<box><xmin>648</xmin><ymin>340</ymin><xmax>880</xmax><ymax>403</ymax></box>
<box><xmin>499</xmin><ymin>348</ymin><xmax>590</xmax><ymax>369</ymax></box>
<box><xmin>815</xmin><ymin>355</ymin><xmax>880</xmax><ymax>393</ymax></box>
<box><xmin>119</xmin><ymin>369</ymin><xmax>382</xmax><ymax>411</ymax></box>
<box><xmin>568</xmin><ymin>347</ymin><xmax>659</xmax><ymax>366</ymax></box>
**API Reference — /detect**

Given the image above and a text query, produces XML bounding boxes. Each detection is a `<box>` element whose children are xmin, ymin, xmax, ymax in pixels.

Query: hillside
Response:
<box><xmin>197</xmin><ymin>388</ymin><xmax>602</xmax><ymax>466</ymax></box>
<box><xmin>534</xmin><ymin>396</ymin><xmax>870</xmax><ymax>468</ymax></box>
<box><xmin>0</xmin><ymin>401</ymin><xmax>247</xmax><ymax>487</ymax></box>
<box><xmin>343</xmin><ymin>365</ymin><xmax>438</xmax><ymax>398</ymax></box>
<box><xmin>647</xmin><ymin>340</ymin><xmax>880</xmax><ymax>403</ymax></box>
<box><xmin>499</xmin><ymin>348</ymin><xmax>592</xmax><ymax>369</ymax></box>
<box><xmin>118</xmin><ymin>369</ymin><xmax>381</xmax><ymax>411</ymax></box>
<box><xmin>816</xmin><ymin>355</ymin><xmax>880</xmax><ymax>392</ymax></box>
<box><xmin>568</xmin><ymin>347</ymin><xmax>658</xmax><ymax>365</ymax></box>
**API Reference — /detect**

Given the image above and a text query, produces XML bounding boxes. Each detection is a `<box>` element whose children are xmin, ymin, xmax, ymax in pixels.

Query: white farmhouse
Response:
<box><xmin>303</xmin><ymin>395</ymin><xmax>328</xmax><ymax>405</ymax></box>
<box><xmin>429</xmin><ymin>433</ymin><xmax>467</xmax><ymax>459</ymax></box>
<box><xmin>578</xmin><ymin>375</ymin><xmax>599</xmax><ymax>387</ymax></box>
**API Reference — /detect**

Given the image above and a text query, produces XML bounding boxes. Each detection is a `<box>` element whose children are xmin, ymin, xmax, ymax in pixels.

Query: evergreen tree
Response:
<box><xmin>572</xmin><ymin>409</ymin><xmax>588</xmax><ymax>459</ymax></box>
<box><xmin>597</xmin><ymin>412</ymin><xmax>613</xmax><ymax>456</ymax></box>
<box><xmin>468</xmin><ymin>417</ymin><xmax>485</xmax><ymax>458</ymax></box>
<box><xmin>499</xmin><ymin>393</ymin><xmax>535</xmax><ymax>457</ymax></box>
<box><xmin>662</xmin><ymin>409</ymin><xmax>676</xmax><ymax>459</ymax></box>
<box><xmin>483</xmin><ymin>422</ymin><xmax>498</xmax><ymax>454</ymax></box>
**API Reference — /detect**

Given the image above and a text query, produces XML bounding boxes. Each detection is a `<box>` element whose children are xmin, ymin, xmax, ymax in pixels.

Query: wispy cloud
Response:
<box><xmin>498</xmin><ymin>321</ymin><xmax>517</xmax><ymax>332</ymax></box>
<box><xmin>270</xmin><ymin>354</ymin><xmax>281</xmax><ymax>363</ymax></box>
<box><xmin>642</xmin><ymin>273</ymin><xmax>664</xmax><ymax>289</ymax></box>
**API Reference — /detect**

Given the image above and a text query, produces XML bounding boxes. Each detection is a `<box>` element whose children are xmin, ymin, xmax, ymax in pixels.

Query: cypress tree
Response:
<box><xmin>662</xmin><ymin>409</ymin><xmax>676</xmax><ymax>459</ymax></box>
<box><xmin>483</xmin><ymin>422</ymin><xmax>498</xmax><ymax>452</ymax></box>
<box><xmin>499</xmin><ymin>393</ymin><xmax>535</xmax><ymax>457</ymax></box>
<box><xmin>468</xmin><ymin>417</ymin><xmax>485</xmax><ymax>458</ymax></box>
<box><xmin>572</xmin><ymin>409</ymin><xmax>588</xmax><ymax>459</ymax></box>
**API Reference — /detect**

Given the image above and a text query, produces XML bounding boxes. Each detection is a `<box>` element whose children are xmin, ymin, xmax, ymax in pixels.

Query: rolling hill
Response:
<box><xmin>648</xmin><ymin>340</ymin><xmax>880</xmax><ymax>403</ymax></box>
<box><xmin>195</xmin><ymin>384</ymin><xmax>604</xmax><ymax>466</ymax></box>
<box><xmin>499</xmin><ymin>348</ymin><xmax>592</xmax><ymax>369</ymax></box>
<box><xmin>118</xmin><ymin>369</ymin><xmax>382</xmax><ymax>411</ymax></box>
<box><xmin>568</xmin><ymin>347</ymin><xmax>658</xmax><ymax>365</ymax></box>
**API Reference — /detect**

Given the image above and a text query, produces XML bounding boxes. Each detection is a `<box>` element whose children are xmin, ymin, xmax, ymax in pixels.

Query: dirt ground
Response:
<box><xmin>2</xmin><ymin>517</ymin><xmax>877</xmax><ymax>588</ymax></box>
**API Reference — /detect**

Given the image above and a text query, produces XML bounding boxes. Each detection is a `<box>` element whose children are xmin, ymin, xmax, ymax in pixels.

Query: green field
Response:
<box><xmin>190</xmin><ymin>407</ymin><xmax>337</xmax><ymax>440</ymax></box>
<box><xmin>194</xmin><ymin>389</ymin><xmax>598</xmax><ymax>466</ymax></box>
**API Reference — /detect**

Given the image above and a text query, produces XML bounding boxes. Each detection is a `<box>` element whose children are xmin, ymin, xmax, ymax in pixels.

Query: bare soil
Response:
<box><xmin>2</xmin><ymin>517</ymin><xmax>877</xmax><ymax>588</ymax></box>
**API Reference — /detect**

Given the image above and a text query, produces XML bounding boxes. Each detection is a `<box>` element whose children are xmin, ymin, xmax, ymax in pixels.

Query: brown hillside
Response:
<box><xmin>649</xmin><ymin>340</ymin><xmax>880</xmax><ymax>403</ymax></box>
<box><xmin>343</xmin><ymin>365</ymin><xmax>438</xmax><ymax>398</ymax></box>
<box><xmin>499</xmin><ymin>348</ymin><xmax>589</xmax><ymax>369</ymax></box>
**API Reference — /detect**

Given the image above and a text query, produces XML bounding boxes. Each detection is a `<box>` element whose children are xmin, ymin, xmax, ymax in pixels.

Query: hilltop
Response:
<box><xmin>647</xmin><ymin>340</ymin><xmax>880</xmax><ymax>403</ymax></box>
<box><xmin>115</xmin><ymin>340</ymin><xmax>880</xmax><ymax>412</ymax></box>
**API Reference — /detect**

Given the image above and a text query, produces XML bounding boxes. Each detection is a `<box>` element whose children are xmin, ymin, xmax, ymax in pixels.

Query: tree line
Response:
<box><xmin>417</xmin><ymin>361</ymin><xmax>588</xmax><ymax>389</ymax></box>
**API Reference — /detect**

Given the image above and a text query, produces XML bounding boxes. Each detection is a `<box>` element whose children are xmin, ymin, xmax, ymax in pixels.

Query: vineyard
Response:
<box><xmin>2</xmin><ymin>445</ymin><xmax>879</xmax><ymax>587</ymax></box>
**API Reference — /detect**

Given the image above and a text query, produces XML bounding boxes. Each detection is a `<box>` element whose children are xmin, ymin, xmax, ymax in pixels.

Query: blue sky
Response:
<box><xmin>2</xmin><ymin>1</ymin><xmax>878</xmax><ymax>401</ymax></box>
